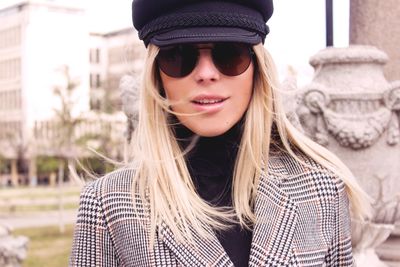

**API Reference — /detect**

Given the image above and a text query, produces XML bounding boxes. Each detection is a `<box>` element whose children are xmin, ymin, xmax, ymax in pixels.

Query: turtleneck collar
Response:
<box><xmin>172</xmin><ymin>117</ymin><xmax>253</xmax><ymax>267</ymax></box>
<box><xmin>172</xmin><ymin>116</ymin><xmax>244</xmax><ymax>205</ymax></box>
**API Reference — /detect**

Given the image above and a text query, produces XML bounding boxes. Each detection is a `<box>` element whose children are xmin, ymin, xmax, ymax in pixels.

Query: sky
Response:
<box><xmin>267</xmin><ymin>0</ymin><xmax>350</xmax><ymax>85</ymax></box>
<box><xmin>86</xmin><ymin>0</ymin><xmax>350</xmax><ymax>86</ymax></box>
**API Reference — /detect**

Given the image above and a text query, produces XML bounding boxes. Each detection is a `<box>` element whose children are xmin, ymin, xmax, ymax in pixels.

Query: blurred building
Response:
<box><xmin>0</xmin><ymin>0</ymin><xmax>143</xmax><ymax>186</ymax></box>
<box><xmin>89</xmin><ymin>28</ymin><xmax>145</xmax><ymax>112</ymax></box>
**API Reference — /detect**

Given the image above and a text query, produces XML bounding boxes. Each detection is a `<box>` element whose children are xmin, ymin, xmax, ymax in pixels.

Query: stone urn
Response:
<box><xmin>296</xmin><ymin>45</ymin><xmax>400</xmax><ymax>266</ymax></box>
<box><xmin>0</xmin><ymin>225</ymin><xmax>29</xmax><ymax>267</ymax></box>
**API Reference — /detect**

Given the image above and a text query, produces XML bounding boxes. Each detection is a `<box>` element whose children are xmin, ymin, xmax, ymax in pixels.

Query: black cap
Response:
<box><xmin>132</xmin><ymin>0</ymin><xmax>274</xmax><ymax>47</ymax></box>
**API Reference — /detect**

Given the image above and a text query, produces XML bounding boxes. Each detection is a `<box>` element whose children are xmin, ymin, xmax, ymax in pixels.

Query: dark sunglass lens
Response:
<box><xmin>212</xmin><ymin>43</ymin><xmax>252</xmax><ymax>76</ymax></box>
<box><xmin>157</xmin><ymin>45</ymin><xmax>198</xmax><ymax>78</ymax></box>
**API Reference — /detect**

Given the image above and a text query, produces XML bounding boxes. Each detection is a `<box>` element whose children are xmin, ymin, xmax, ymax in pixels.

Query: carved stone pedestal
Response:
<box><xmin>297</xmin><ymin>45</ymin><xmax>400</xmax><ymax>266</ymax></box>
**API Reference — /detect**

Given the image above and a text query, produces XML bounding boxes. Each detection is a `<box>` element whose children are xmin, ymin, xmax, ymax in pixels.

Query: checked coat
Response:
<box><xmin>70</xmin><ymin>150</ymin><xmax>354</xmax><ymax>267</ymax></box>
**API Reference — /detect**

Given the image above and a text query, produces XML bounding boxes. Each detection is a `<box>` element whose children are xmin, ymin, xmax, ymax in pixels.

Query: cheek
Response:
<box><xmin>236</xmin><ymin>86</ymin><xmax>253</xmax><ymax>116</ymax></box>
<box><xmin>160</xmin><ymin>78</ymin><xmax>174</xmax><ymax>100</ymax></box>
<box><xmin>237</xmin><ymin>66</ymin><xmax>254</xmax><ymax>109</ymax></box>
<box><xmin>160</xmin><ymin>73</ymin><xmax>188</xmax><ymax>104</ymax></box>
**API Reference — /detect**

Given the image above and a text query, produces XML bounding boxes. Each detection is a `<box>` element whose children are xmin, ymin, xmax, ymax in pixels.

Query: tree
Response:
<box><xmin>51</xmin><ymin>65</ymin><xmax>84</xmax><ymax>233</ymax></box>
<box><xmin>49</xmin><ymin>65</ymin><xmax>125</xmax><ymax>232</ymax></box>
<box><xmin>1</xmin><ymin>130</ymin><xmax>28</xmax><ymax>187</ymax></box>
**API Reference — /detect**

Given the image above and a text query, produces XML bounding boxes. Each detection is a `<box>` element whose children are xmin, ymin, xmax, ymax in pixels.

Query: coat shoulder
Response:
<box><xmin>268</xmin><ymin>149</ymin><xmax>345</xmax><ymax>202</ymax></box>
<box><xmin>87</xmin><ymin>167</ymin><xmax>135</xmax><ymax>194</ymax></box>
<box><xmin>80</xmin><ymin>167</ymin><xmax>148</xmax><ymax>221</ymax></box>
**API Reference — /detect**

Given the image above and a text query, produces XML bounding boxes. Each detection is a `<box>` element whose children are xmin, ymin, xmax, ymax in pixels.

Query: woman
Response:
<box><xmin>70</xmin><ymin>0</ymin><xmax>370</xmax><ymax>266</ymax></box>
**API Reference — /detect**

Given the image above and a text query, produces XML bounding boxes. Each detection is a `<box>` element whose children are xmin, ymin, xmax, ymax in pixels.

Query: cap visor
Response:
<box><xmin>150</xmin><ymin>27</ymin><xmax>262</xmax><ymax>47</ymax></box>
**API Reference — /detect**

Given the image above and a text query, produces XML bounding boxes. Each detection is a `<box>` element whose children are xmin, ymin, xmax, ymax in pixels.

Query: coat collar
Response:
<box><xmin>158</xmin><ymin>162</ymin><xmax>299</xmax><ymax>267</ymax></box>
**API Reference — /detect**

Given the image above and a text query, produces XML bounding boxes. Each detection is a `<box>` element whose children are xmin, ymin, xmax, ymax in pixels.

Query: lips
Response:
<box><xmin>191</xmin><ymin>95</ymin><xmax>228</xmax><ymax>105</ymax></box>
<box><xmin>192</xmin><ymin>99</ymin><xmax>225</xmax><ymax>105</ymax></box>
<box><xmin>190</xmin><ymin>94</ymin><xmax>228</xmax><ymax>112</ymax></box>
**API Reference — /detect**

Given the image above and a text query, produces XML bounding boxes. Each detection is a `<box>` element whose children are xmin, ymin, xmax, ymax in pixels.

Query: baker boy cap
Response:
<box><xmin>132</xmin><ymin>0</ymin><xmax>274</xmax><ymax>47</ymax></box>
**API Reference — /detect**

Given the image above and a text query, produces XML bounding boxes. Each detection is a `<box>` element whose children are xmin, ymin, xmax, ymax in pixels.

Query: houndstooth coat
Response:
<box><xmin>70</xmin><ymin>150</ymin><xmax>354</xmax><ymax>267</ymax></box>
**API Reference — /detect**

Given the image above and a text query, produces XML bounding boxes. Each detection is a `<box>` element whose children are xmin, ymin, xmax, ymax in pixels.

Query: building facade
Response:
<box><xmin>89</xmin><ymin>28</ymin><xmax>145</xmax><ymax>113</ymax></box>
<box><xmin>0</xmin><ymin>0</ymin><xmax>143</xmax><ymax>186</ymax></box>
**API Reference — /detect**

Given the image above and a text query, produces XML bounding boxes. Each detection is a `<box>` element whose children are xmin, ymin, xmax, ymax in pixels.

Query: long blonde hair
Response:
<box><xmin>128</xmin><ymin>43</ymin><xmax>371</xmax><ymax>246</ymax></box>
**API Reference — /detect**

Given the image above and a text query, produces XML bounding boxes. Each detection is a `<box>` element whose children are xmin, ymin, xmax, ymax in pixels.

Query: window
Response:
<box><xmin>0</xmin><ymin>121</ymin><xmax>22</xmax><ymax>139</ymax></box>
<box><xmin>0</xmin><ymin>89</ymin><xmax>22</xmax><ymax>110</ymax></box>
<box><xmin>0</xmin><ymin>26</ymin><xmax>21</xmax><ymax>49</ymax></box>
<box><xmin>89</xmin><ymin>73</ymin><xmax>101</xmax><ymax>88</ymax></box>
<box><xmin>89</xmin><ymin>73</ymin><xmax>93</xmax><ymax>88</ymax></box>
<box><xmin>0</xmin><ymin>58</ymin><xmax>21</xmax><ymax>80</ymax></box>
<box><xmin>90</xmin><ymin>98</ymin><xmax>101</xmax><ymax>110</ymax></box>
<box><xmin>90</xmin><ymin>48</ymin><xmax>101</xmax><ymax>64</ymax></box>
<box><xmin>96</xmin><ymin>74</ymin><xmax>101</xmax><ymax>88</ymax></box>
<box><xmin>96</xmin><ymin>48</ymin><xmax>100</xmax><ymax>63</ymax></box>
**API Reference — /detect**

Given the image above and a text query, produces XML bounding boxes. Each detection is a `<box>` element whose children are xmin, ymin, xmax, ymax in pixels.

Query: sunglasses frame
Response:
<box><xmin>156</xmin><ymin>42</ymin><xmax>255</xmax><ymax>78</ymax></box>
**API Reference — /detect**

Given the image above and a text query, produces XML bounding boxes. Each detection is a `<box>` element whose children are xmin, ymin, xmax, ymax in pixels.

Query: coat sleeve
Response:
<box><xmin>324</xmin><ymin>182</ymin><xmax>355</xmax><ymax>266</ymax></box>
<box><xmin>69</xmin><ymin>183</ymin><xmax>119</xmax><ymax>267</ymax></box>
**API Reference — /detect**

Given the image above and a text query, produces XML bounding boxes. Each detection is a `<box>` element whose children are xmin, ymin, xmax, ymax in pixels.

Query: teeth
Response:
<box><xmin>195</xmin><ymin>99</ymin><xmax>223</xmax><ymax>104</ymax></box>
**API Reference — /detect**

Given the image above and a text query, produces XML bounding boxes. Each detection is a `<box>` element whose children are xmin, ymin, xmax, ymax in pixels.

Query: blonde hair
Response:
<box><xmin>128</xmin><ymin>43</ymin><xmax>371</xmax><ymax>246</ymax></box>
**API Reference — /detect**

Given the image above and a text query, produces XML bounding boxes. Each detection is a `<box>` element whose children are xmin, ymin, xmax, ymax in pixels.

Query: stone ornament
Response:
<box><xmin>298</xmin><ymin>46</ymin><xmax>400</xmax><ymax>149</ymax></box>
<box><xmin>384</xmin><ymin>82</ymin><xmax>400</xmax><ymax>145</ymax></box>
<box><xmin>297</xmin><ymin>45</ymin><xmax>400</xmax><ymax>265</ymax></box>
<box><xmin>301</xmin><ymin>84</ymin><xmax>394</xmax><ymax>149</ymax></box>
<box><xmin>384</xmin><ymin>81</ymin><xmax>400</xmax><ymax>111</ymax></box>
<box><xmin>0</xmin><ymin>225</ymin><xmax>28</xmax><ymax>267</ymax></box>
<box><xmin>119</xmin><ymin>75</ymin><xmax>140</xmax><ymax>144</ymax></box>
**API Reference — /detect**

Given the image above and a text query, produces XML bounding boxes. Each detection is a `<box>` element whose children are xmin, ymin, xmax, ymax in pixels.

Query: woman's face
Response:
<box><xmin>159</xmin><ymin>43</ymin><xmax>254</xmax><ymax>137</ymax></box>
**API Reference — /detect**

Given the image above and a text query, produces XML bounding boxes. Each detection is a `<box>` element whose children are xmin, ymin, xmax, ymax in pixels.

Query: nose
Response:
<box><xmin>193</xmin><ymin>50</ymin><xmax>220</xmax><ymax>84</ymax></box>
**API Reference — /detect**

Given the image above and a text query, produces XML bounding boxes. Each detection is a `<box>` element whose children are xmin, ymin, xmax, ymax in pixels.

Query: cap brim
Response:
<box><xmin>149</xmin><ymin>27</ymin><xmax>262</xmax><ymax>47</ymax></box>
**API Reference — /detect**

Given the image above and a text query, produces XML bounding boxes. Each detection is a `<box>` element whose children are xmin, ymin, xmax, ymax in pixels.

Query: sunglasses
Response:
<box><xmin>156</xmin><ymin>43</ymin><xmax>254</xmax><ymax>78</ymax></box>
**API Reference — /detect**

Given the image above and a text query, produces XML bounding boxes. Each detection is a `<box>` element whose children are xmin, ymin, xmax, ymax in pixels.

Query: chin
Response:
<box><xmin>187</xmin><ymin>124</ymin><xmax>233</xmax><ymax>137</ymax></box>
<box><xmin>197</xmin><ymin>131</ymin><xmax>225</xmax><ymax>137</ymax></box>
<box><xmin>178</xmin><ymin>115</ymin><xmax>240</xmax><ymax>137</ymax></box>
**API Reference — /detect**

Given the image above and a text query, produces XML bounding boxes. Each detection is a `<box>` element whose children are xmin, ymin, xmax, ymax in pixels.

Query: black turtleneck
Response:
<box><xmin>174</xmin><ymin>119</ymin><xmax>253</xmax><ymax>267</ymax></box>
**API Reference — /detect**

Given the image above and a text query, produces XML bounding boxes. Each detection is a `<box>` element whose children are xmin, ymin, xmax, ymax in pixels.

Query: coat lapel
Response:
<box><xmin>249</xmin><ymin>169</ymin><xmax>299</xmax><ymax>267</ymax></box>
<box><xmin>158</xmin><ymin>156</ymin><xmax>299</xmax><ymax>267</ymax></box>
<box><xmin>158</xmin><ymin>221</ymin><xmax>234</xmax><ymax>267</ymax></box>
